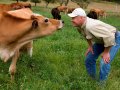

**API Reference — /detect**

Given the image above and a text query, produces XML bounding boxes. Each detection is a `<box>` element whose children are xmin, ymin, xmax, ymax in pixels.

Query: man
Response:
<box><xmin>68</xmin><ymin>8</ymin><xmax>120</xmax><ymax>83</ymax></box>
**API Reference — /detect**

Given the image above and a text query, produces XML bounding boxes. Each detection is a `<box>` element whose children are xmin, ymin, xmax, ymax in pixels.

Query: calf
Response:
<box><xmin>66</xmin><ymin>8</ymin><xmax>75</xmax><ymax>14</ymax></box>
<box><xmin>87</xmin><ymin>11</ymin><xmax>98</xmax><ymax>19</ymax></box>
<box><xmin>90</xmin><ymin>8</ymin><xmax>106</xmax><ymax>19</ymax></box>
<box><xmin>0</xmin><ymin>2</ymin><xmax>32</xmax><ymax>58</ymax></box>
<box><xmin>0</xmin><ymin>2</ymin><xmax>31</xmax><ymax>13</ymax></box>
<box><xmin>0</xmin><ymin>8</ymin><xmax>63</xmax><ymax>81</ymax></box>
<box><xmin>57</xmin><ymin>6</ymin><xmax>67</xmax><ymax>13</ymax></box>
<box><xmin>51</xmin><ymin>8</ymin><xmax>61</xmax><ymax>20</ymax></box>
<box><xmin>11</xmin><ymin>2</ymin><xmax>31</xmax><ymax>9</ymax></box>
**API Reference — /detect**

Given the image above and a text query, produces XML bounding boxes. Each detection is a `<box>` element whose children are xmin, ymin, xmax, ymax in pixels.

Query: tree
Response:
<box><xmin>59</xmin><ymin>0</ymin><xmax>69</xmax><ymax>6</ymax></box>
<box><xmin>71</xmin><ymin>0</ymin><xmax>90</xmax><ymax>9</ymax></box>
<box><xmin>43</xmin><ymin>0</ymin><xmax>56</xmax><ymax>8</ymax></box>
<box><xmin>12</xmin><ymin>0</ymin><xmax>19</xmax><ymax>3</ymax></box>
<box><xmin>65</xmin><ymin>0</ymin><xmax>69</xmax><ymax>6</ymax></box>
<box><xmin>12</xmin><ymin>0</ymin><xmax>28</xmax><ymax>3</ymax></box>
<box><xmin>31</xmin><ymin>0</ymin><xmax>41</xmax><ymax>6</ymax></box>
<box><xmin>20</xmin><ymin>0</ymin><xmax>28</xmax><ymax>2</ymax></box>
<box><xmin>59</xmin><ymin>0</ymin><xmax>64</xmax><ymax>6</ymax></box>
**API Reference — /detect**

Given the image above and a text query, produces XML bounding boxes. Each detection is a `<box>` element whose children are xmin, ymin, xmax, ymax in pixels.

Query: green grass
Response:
<box><xmin>0</xmin><ymin>5</ymin><xmax>120</xmax><ymax>90</ymax></box>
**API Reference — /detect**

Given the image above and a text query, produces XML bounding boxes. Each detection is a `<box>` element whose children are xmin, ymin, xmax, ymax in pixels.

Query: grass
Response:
<box><xmin>0</xmin><ymin>5</ymin><xmax>120</xmax><ymax>90</ymax></box>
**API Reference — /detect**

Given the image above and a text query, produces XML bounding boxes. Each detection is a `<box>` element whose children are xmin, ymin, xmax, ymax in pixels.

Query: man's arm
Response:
<box><xmin>87</xmin><ymin>39</ymin><xmax>93</xmax><ymax>47</ymax></box>
<box><xmin>85</xmin><ymin>39</ymin><xmax>94</xmax><ymax>56</ymax></box>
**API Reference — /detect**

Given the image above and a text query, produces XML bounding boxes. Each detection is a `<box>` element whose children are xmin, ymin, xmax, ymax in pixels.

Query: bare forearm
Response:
<box><xmin>87</xmin><ymin>39</ymin><xmax>93</xmax><ymax>47</ymax></box>
<box><xmin>104</xmin><ymin>46</ymin><xmax>112</xmax><ymax>53</ymax></box>
<box><xmin>85</xmin><ymin>39</ymin><xmax>94</xmax><ymax>55</ymax></box>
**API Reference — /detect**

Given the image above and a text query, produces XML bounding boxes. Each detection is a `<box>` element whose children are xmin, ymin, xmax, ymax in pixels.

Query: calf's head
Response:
<box><xmin>2</xmin><ymin>8</ymin><xmax>63</xmax><ymax>42</ymax></box>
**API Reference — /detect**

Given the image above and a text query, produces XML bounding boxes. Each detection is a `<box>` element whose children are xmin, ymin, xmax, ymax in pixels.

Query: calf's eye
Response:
<box><xmin>44</xmin><ymin>18</ymin><xmax>48</xmax><ymax>22</ymax></box>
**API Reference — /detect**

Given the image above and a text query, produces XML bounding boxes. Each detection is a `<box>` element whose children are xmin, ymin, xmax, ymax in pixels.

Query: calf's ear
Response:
<box><xmin>32</xmin><ymin>20</ymin><xmax>38</xmax><ymax>29</ymax></box>
<box><xmin>5</xmin><ymin>8</ymin><xmax>32</xmax><ymax>19</ymax></box>
<box><xmin>31</xmin><ymin>15</ymin><xmax>37</xmax><ymax>19</ymax></box>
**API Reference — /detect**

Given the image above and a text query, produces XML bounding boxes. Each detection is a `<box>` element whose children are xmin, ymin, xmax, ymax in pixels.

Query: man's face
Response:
<box><xmin>71</xmin><ymin>16</ymin><xmax>85</xmax><ymax>27</ymax></box>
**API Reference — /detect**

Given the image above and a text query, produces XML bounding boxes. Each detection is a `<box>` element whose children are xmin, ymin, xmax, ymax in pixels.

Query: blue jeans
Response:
<box><xmin>85</xmin><ymin>31</ymin><xmax>120</xmax><ymax>81</ymax></box>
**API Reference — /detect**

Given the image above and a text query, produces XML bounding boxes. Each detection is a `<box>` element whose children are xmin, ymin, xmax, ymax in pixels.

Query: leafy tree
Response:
<box><xmin>12</xmin><ymin>0</ymin><xmax>19</xmax><ymax>3</ymax></box>
<box><xmin>31</xmin><ymin>0</ymin><xmax>41</xmax><ymax>6</ymax></box>
<box><xmin>12</xmin><ymin>0</ymin><xmax>28</xmax><ymax>2</ymax></box>
<box><xmin>43</xmin><ymin>0</ymin><xmax>56</xmax><ymax>8</ymax></box>
<box><xmin>59</xmin><ymin>0</ymin><xmax>69</xmax><ymax>6</ymax></box>
<box><xmin>59</xmin><ymin>0</ymin><xmax>64</xmax><ymax>6</ymax></box>
<box><xmin>20</xmin><ymin>0</ymin><xmax>28</xmax><ymax>2</ymax></box>
<box><xmin>65</xmin><ymin>0</ymin><xmax>69</xmax><ymax>6</ymax></box>
<box><xmin>71</xmin><ymin>0</ymin><xmax>90</xmax><ymax>8</ymax></box>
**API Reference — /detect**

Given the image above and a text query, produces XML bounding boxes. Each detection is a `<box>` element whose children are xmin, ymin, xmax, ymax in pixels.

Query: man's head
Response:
<box><xmin>68</xmin><ymin>8</ymin><xmax>86</xmax><ymax>27</ymax></box>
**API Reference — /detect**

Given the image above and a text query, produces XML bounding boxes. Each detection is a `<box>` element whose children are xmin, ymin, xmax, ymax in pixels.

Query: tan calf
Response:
<box><xmin>0</xmin><ymin>2</ymin><xmax>32</xmax><ymax>59</ymax></box>
<box><xmin>90</xmin><ymin>8</ymin><xmax>106</xmax><ymax>19</ymax></box>
<box><xmin>57</xmin><ymin>6</ymin><xmax>68</xmax><ymax>13</ymax></box>
<box><xmin>0</xmin><ymin>2</ymin><xmax>31</xmax><ymax>13</ymax></box>
<box><xmin>0</xmin><ymin>8</ymin><xmax>63</xmax><ymax>81</ymax></box>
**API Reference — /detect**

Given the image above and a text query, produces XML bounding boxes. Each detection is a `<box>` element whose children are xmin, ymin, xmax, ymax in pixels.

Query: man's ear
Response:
<box><xmin>32</xmin><ymin>20</ymin><xmax>38</xmax><ymax>29</ymax></box>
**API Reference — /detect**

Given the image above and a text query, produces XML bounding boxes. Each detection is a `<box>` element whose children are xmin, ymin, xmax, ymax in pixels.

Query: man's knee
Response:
<box><xmin>85</xmin><ymin>56</ymin><xmax>96</xmax><ymax>66</ymax></box>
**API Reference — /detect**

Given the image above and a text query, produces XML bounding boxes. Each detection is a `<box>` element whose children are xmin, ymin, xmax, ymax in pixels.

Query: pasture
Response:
<box><xmin>0</xmin><ymin>3</ymin><xmax>120</xmax><ymax>90</ymax></box>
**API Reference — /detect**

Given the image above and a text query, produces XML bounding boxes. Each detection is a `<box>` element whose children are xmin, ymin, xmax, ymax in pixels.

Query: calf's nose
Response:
<box><xmin>62</xmin><ymin>20</ymin><xmax>64</xmax><ymax>24</ymax></box>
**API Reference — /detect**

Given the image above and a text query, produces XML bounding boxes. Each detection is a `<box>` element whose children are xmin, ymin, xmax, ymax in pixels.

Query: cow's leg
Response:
<box><xmin>27</xmin><ymin>41</ymin><xmax>33</xmax><ymax>57</ymax></box>
<box><xmin>103</xmin><ymin>13</ymin><xmax>106</xmax><ymax>19</ymax></box>
<box><xmin>9</xmin><ymin>50</ymin><xmax>20</xmax><ymax>82</ymax></box>
<box><xmin>20</xmin><ymin>41</ymin><xmax>33</xmax><ymax>57</ymax></box>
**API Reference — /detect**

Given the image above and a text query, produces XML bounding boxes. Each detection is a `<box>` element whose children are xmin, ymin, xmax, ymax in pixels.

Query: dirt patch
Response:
<box><xmin>0</xmin><ymin>0</ymin><xmax>120</xmax><ymax>13</ymax></box>
<box><xmin>88</xmin><ymin>2</ymin><xmax>120</xmax><ymax>13</ymax></box>
<box><xmin>36</xmin><ymin>1</ymin><xmax>120</xmax><ymax>13</ymax></box>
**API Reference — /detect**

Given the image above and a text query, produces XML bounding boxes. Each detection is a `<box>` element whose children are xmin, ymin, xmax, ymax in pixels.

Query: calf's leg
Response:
<box><xmin>9</xmin><ymin>50</ymin><xmax>20</xmax><ymax>82</ymax></box>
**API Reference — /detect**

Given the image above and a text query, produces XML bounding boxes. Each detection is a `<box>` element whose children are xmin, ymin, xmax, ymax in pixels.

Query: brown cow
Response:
<box><xmin>90</xmin><ymin>8</ymin><xmax>106</xmax><ymax>19</ymax></box>
<box><xmin>57</xmin><ymin>6</ymin><xmax>68</xmax><ymax>13</ymax></box>
<box><xmin>0</xmin><ymin>8</ymin><xmax>63</xmax><ymax>81</ymax></box>
<box><xmin>11</xmin><ymin>2</ymin><xmax>31</xmax><ymax>9</ymax></box>
<box><xmin>66</xmin><ymin>7</ymin><xmax>75</xmax><ymax>14</ymax></box>
<box><xmin>87</xmin><ymin>11</ymin><xmax>98</xmax><ymax>19</ymax></box>
<box><xmin>0</xmin><ymin>2</ymin><xmax>32</xmax><ymax>58</ymax></box>
<box><xmin>51</xmin><ymin>8</ymin><xmax>61</xmax><ymax>20</ymax></box>
<box><xmin>51</xmin><ymin>6</ymin><xmax>67</xmax><ymax>19</ymax></box>
<box><xmin>0</xmin><ymin>2</ymin><xmax>31</xmax><ymax>13</ymax></box>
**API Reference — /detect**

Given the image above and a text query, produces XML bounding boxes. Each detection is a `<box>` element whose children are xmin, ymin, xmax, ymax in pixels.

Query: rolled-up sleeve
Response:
<box><xmin>85</xmin><ymin>30</ymin><xmax>92</xmax><ymax>39</ymax></box>
<box><xmin>103</xmin><ymin>34</ymin><xmax>115</xmax><ymax>47</ymax></box>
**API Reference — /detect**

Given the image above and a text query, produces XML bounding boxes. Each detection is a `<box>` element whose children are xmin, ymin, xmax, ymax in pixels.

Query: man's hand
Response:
<box><xmin>101</xmin><ymin>52</ymin><xmax>110</xmax><ymax>64</ymax></box>
<box><xmin>101</xmin><ymin>46</ymin><xmax>112</xmax><ymax>64</ymax></box>
<box><xmin>85</xmin><ymin>46</ymin><xmax>94</xmax><ymax>56</ymax></box>
<box><xmin>85</xmin><ymin>39</ymin><xmax>94</xmax><ymax>56</ymax></box>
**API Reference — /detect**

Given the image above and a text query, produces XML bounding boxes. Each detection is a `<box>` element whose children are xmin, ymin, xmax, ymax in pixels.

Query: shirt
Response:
<box><xmin>78</xmin><ymin>17</ymin><xmax>116</xmax><ymax>47</ymax></box>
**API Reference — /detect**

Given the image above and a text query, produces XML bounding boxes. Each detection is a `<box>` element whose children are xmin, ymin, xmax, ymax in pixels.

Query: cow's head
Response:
<box><xmin>2</xmin><ymin>8</ymin><xmax>63</xmax><ymax>41</ymax></box>
<box><xmin>30</xmin><ymin>14</ymin><xmax>63</xmax><ymax>38</ymax></box>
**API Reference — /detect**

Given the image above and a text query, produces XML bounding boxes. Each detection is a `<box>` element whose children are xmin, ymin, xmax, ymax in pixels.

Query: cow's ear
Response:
<box><xmin>31</xmin><ymin>15</ymin><xmax>37</xmax><ymax>19</ymax></box>
<box><xmin>32</xmin><ymin>20</ymin><xmax>38</xmax><ymax>29</ymax></box>
<box><xmin>4</xmin><ymin>8</ymin><xmax>32</xmax><ymax>19</ymax></box>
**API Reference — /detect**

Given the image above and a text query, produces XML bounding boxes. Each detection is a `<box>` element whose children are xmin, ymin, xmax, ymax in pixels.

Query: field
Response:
<box><xmin>0</xmin><ymin>1</ymin><xmax>120</xmax><ymax>90</ymax></box>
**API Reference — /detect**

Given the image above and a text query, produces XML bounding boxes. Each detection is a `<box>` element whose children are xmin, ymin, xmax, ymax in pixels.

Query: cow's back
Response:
<box><xmin>0</xmin><ymin>4</ymin><xmax>11</xmax><ymax>13</ymax></box>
